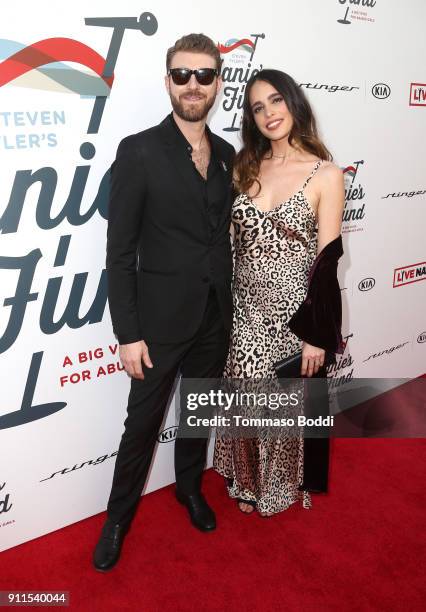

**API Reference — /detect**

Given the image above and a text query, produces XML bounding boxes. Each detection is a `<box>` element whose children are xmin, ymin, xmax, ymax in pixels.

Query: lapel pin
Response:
<box><xmin>221</xmin><ymin>160</ymin><xmax>227</xmax><ymax>171</ymax></box>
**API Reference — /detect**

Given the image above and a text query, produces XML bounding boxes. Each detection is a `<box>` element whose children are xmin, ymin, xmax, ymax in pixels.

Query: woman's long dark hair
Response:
<box><xmin>235</xmin><ymin>69</ymin><xmax>332</xmax><ymax>195</ymax></box>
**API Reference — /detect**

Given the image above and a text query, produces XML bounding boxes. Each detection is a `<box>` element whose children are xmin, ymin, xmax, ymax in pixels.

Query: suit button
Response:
<box><xmin>202</xmin><ymin>276</ymin><xmax>210</xmax><ymax>283</ymax></box>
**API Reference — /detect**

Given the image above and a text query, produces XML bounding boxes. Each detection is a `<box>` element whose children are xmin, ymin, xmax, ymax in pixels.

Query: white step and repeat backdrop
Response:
<box><xmin>1</xmin><ymin>0</ymin><xmax>425</xmax><ymax>551</ymax></box>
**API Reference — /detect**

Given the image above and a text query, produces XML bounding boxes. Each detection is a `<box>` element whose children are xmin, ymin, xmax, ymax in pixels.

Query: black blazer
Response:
<box><xmin>106</xmin><ymin>114</ymin><xmax>235</xmax><ymax>345</ymax></box>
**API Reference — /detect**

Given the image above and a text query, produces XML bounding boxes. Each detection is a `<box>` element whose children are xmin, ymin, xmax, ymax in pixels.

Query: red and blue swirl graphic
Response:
<box><xmin>0</xmin><ymin>37</ymin><xmax>112</xmax><ymax>96</ymax></box>
<box><xmin>343</xmin><ymin>165</ymin><xmax>357</xmax><ymax>178</ymax></box>
<box><xmin>217</xmin><ymin>38</ymin><xmax>254</xmax><ymax>54</ymax></box>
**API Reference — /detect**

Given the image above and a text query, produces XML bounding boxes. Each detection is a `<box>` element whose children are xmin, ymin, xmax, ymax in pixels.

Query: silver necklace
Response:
<box><xmin>270</xmin><ymin>152</ymin><xmax>287</xmax><ymax>159</ymax></box>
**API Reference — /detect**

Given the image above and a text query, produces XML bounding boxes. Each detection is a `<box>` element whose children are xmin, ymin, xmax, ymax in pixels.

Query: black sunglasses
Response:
<box><xmin>168</xmin><ymin>68</ymin><xmax>218</xmax><ymax>86</ymax></box>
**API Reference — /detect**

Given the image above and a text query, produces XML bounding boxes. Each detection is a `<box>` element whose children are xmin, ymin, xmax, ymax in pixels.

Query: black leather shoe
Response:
<box><xmin>93</xmin><ymin>519</ymin><xmax>129</xmax><ymax>572</ymax></box>
<box><xmin>175</xmin><ymin>490</ymin><xmax>216</xmax><ymax>532</ymax></box>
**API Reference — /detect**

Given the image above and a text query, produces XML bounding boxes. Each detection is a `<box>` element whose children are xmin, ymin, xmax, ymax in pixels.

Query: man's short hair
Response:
<box><xmin>166</xmin><ymin>33</ymin><xmax>221</xmax><ymax>73</ymax></box>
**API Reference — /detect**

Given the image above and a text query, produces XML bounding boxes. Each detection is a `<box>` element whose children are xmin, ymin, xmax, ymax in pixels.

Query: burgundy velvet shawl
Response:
<box><xmin>288</xmin><ymin>235</ymin><xmax>345</xmax><ymax>355</ymax></box>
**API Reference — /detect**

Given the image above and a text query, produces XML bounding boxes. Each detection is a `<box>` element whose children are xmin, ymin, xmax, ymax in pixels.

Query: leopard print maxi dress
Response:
<box><xmin>213</xmin><ymin>160</ymin><xmax>324</xmax><ymax>515</ymax></box>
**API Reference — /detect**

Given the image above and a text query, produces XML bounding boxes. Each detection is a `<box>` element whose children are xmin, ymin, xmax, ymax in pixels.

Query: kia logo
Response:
<box><xmin>417</xmin><ymin>332</ymin><xmax>426</xmax><ymax>344</ymax></box>
<box><xmin>358</xmin><ymin>277</ymin><xmax>375</xmax><ymax>291</ymax></box>
<box><xmin>372</xmin><ymin>83</ymin><xmax>390</xmax><ymax>99</ymax></box>
<box><xmin>157</xmin><ymin>426</ymin><xmax>178</xmax><ymax>443</ymax></box>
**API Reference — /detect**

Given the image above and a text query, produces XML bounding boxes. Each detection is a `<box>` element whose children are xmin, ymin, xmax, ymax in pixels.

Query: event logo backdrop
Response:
<box><xmin>1</xmin><ymin>0</ymin><xmax>425</xmax><ymax>551</ymax></box>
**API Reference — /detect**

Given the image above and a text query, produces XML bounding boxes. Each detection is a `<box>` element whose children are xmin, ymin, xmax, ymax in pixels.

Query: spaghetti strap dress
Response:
<box><xmin>213</xmin><ymin>159</ymin><xmax>324</xmax><ymax>515</ymax></box>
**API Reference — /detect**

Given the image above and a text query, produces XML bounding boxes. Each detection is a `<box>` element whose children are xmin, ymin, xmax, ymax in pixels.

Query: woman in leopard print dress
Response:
<box><xmin>213</xmin><ymin>69</ymin><xmax>344</xmax><ymax>516</ymax></box>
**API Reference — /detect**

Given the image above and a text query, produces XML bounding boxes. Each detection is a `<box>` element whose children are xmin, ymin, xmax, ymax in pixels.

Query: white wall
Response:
<box><xmin>1</xmin><ymin>0</ymin><xmax>425</xmax><ymax>551</ymax></box>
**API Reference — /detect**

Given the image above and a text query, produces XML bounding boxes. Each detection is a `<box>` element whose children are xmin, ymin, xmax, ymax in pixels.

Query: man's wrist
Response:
<box><xmin>116</xmin><ymin>332</ymin><xmax>143</xmax><ymax>345</ymax></box>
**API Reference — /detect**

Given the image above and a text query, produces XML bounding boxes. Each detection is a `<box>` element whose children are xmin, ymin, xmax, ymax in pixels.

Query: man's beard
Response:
<box><xmin>170</xmin><ymin>90</ymin><xmax>216</xmax><ymax>122</ymax></box>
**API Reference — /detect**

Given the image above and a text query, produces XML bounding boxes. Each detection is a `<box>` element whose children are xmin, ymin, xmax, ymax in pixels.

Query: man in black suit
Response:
<box><xmin>93</xmin><ymin>33</ymin><xmax>235</xmax><ymax>571</ymax></box>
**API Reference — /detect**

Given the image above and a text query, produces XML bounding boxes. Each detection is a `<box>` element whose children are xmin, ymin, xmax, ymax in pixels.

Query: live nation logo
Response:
<box><xmin>218</xmin><ymin>34</ymin><xmax>265</xmax><ymax>132</ymax></box>
<box><xmin>393</xmin><ymin>262</ymin><xmax>426</xmax><ymax>287</ymax></box>
<box><xmin>409</xmin><ymin>83</ymin><xmax>426</xmax><ymax>107</ymax></box>
<box><xmin>342</xmin><ymin>160</ymin><xmax>366</xmax><ymax>233</ymax></box>
<box><xmin>337</xmin><ymin>0</ymin><xmax>377</xmax><ymax>25</ymax></box>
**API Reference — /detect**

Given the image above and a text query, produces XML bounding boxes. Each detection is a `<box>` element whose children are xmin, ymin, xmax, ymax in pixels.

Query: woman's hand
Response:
<box><xmin>301</xmin><ymin>342</ymin><xmax>325</xmax><ymax>377</ymax></box>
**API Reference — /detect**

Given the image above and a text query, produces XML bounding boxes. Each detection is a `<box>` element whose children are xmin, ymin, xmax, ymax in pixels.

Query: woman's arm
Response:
<box><xmin>316</xmin><ymin>163</ymin><xmax>345</xmax><ymax>254</ymax></box>
<box><xmin>301</xmin><ymin>163</ymin><xmax>345</xmax><ymax>376</ymax></box>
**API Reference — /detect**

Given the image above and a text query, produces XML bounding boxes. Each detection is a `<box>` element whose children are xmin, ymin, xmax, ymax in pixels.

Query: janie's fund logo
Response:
<box><xmin>327</xmin><ymin>333</ymin><xmax>354</xmax><ymax>388</ymax></box>
<box><xmin>218</xmin><ymin>34</ymin><xmax>265</xmax><ymax>132</ymax></box>
<box><xmin>337</xmin><ymin>0</ymin><xmax>377</xmax><ymax>25</ymax></box>
<box><xmin>0</xmin><ymin>13</ymin><xmax>158</xmax><ymax>430</ymax></box>
<box><xmin>342</xmin><ymin>160</ymin><xmax>366</xmax><ymax>233</ymax></box>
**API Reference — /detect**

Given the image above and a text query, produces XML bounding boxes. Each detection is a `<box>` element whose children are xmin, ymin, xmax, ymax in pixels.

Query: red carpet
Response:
<box><xmin>0</xmin><ymin>439</ymin><xmax>425</xmax><ymax>611</ymax></box>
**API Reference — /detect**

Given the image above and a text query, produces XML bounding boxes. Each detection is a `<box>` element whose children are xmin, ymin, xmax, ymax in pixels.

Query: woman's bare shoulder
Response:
<box><xmin>318</xmin><ymin>160</ymin><xmax>344</xmax><ymax>180</ymax></box>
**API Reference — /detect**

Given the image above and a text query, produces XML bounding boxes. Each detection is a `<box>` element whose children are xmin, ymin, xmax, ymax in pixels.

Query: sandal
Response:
<box><xmin>236</xmin><ymin>498</ymin><xmax>256</xmax><ymax>514</ymax></box>
<box><xmin>258</xmin><ymin>511</ymin><xmax>274</xmax><ymax>518</ymax></box>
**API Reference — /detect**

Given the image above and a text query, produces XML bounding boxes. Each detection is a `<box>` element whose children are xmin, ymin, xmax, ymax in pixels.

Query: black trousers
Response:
<box><xmin>106</xmin><ymin>287</ymin><xmax>229</xmax><ymax>528</ymax></box>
